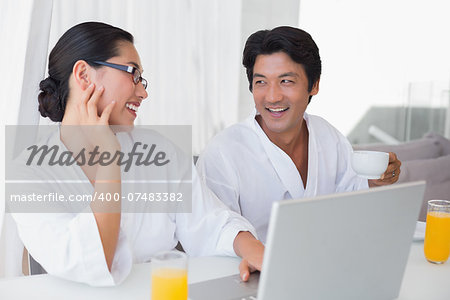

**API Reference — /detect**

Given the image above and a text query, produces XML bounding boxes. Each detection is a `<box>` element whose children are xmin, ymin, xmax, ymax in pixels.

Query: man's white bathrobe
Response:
<box><xmin>196</xmin><ymin>113</ymin><xmax>368</xmax><ymax>243</ymax></box>
<box><xmin>10</xmin><ymin>127</ymin><xmax>256</xmax><ymax>286</ymax></box>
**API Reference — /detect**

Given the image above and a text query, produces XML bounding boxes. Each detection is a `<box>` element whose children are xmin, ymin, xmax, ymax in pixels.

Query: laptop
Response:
<box><xmin>189</xmin><ymin>181</ymin><xmax>426</xmax><ymax>300</ymax></box>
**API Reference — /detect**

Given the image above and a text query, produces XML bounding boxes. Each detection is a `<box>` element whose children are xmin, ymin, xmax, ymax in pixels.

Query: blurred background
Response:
<box><xmin>1</xmin><ymin>0</ymin><xmax>450</xmax><ymax>278</ymax></box>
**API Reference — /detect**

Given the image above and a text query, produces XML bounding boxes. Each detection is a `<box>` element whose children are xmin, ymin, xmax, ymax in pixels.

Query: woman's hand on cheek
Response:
<box><xmin>77</xmin><ymin>83</ymin><xmax>120</xmax><ymax>150</ymax></box>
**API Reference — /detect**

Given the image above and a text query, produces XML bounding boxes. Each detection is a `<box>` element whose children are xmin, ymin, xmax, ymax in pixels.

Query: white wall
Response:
<box><xmin>298</xmin><ymin>0</ymin><xmax>450</xmax><ymax>136</ymax></box>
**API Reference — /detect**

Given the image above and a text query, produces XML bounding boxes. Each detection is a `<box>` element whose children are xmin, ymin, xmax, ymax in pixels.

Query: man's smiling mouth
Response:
<box><xmin>266</xmin><ymin>107</ymin><xmax>289</xmax><ymax>113</ymax></box>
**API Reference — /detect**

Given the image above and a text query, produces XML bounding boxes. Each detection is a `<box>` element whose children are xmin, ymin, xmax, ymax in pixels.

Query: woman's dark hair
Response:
<box><xmin>38</xmin><ymin>22</ymin><xmax>134</xmax><ymax>122</ymax></box>
<box><xmin>242</xmin><ymin>26</ymin><xmax>321</xmax><ymax>103</ymax></box>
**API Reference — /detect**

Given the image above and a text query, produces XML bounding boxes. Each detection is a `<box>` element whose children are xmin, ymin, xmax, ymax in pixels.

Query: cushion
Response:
<box><xmin>396</xmin><ymin>154</ymin><xmax>450</xmax><ymax>221</ymax></box>
<box><xmin>353</xmin><ymin>134</ymin><xmax>444</xmax><ymax>161</ymax></box>
<box><xmin>424</xmin><ymin>133</ymin><xmax>450</xmax><ymax>156</ymax></box>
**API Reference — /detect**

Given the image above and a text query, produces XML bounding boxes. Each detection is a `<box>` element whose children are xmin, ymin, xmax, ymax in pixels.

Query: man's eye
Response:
<box><xmin>281</xmin><ymin>79</ymin><xmax>293</xmax><ymax>84</ymax></box>
<box><xmin>255</xmin><ymin>80</ymin><xmax>265</xmax><ymax>85</ymax></box>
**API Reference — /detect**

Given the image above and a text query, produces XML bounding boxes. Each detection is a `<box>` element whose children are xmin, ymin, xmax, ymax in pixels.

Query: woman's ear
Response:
<box><xmin>72</xmin><ymin>60</ymin><xmax>92</xmax><ymax>90</ymax></box>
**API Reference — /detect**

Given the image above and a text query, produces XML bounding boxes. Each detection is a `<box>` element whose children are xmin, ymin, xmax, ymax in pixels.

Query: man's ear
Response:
<box><xmin>310</xmin><ymin>78</ymin><xmax>320</xmax><ymax>96</ymax></box>
<box><xmin>72</xmin><ymin>60</ymin><xmax>92</xmax><ymax>90</ymax></box>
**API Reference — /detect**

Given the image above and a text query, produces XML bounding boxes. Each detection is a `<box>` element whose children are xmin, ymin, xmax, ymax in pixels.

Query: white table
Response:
<box><xmin>0</xmin><ymin>241</ymin><xmax>449</xmax><ymax>300</ymax></box>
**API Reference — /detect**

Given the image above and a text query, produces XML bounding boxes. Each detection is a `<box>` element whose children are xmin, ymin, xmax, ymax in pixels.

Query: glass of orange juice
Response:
<box><xmin>151</xmin><ymin>250</ymin><xmax>188</xmax><ymax>300</ymax></box>
<box><xmin>424</xmin><ymin>200</ymin><xmax>450</xmax><ymax>264</ymax></box>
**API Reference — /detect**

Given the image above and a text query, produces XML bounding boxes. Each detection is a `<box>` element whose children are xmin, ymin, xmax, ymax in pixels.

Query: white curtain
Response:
<box><xmin>189</xmin><ymin>0</ymin><xmax>242</xmax><ymax>153</ymax></box>
<box><xmin>0</xmin><ymin>0</ymin><xmax>242</xmax><ymax>278</ymax></box>
<box><xmin>0</xmin><ymin>0</ymin><xmax>54</xmax><ymax>278</ymax></box>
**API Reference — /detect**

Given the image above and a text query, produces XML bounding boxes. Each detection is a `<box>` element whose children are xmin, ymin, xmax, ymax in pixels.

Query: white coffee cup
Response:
<box><xmin>351</xmin><ymin>150</ymin><xmax>389</xmax><ymax>179</ymax></box>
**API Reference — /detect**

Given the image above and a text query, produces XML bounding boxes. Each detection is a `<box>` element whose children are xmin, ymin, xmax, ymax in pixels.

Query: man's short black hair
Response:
<box><xmin>243</xmin><ymin>26</ymin><xmax>322</xmax><ymax>103</ymax></box>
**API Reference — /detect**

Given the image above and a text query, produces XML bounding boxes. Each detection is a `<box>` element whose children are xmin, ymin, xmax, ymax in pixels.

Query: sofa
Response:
<box><xmin>353</xmin><ymin>133</ymin><xmax>450</xmax><ymax>221</ymax></box>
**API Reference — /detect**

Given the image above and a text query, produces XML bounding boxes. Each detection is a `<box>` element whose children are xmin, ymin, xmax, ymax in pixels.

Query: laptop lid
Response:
<box><xmin>258</xmin><ymin>181</ymin><xmax>426</xmax><ymax>300</ymax></box>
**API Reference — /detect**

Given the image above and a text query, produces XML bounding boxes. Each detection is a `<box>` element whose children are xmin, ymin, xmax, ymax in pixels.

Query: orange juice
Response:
<box><xmin>424</xmin><ymin>211</ymin><xmax>450</xmax><ymax>263</ymax></box>
<box><xmin>151</xmin><ymin>268</ymin><xmax>188</xmax><ymax>300</ymax></box>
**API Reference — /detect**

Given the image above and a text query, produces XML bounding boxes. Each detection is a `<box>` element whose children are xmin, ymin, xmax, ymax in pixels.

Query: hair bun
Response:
<box><xmin>38</xmin><ymin>76</ymin><xmax>64</xmax><ymax>122</ymax></box>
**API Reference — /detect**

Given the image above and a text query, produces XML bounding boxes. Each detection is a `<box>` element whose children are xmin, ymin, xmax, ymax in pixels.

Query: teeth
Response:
<box><xmin>126</xmin><ymin>103</ymin><xmax>139</xmax><ymax>112</ymax></box>
<box><xmin>267</xmin><ymin>107</ymin><xmax>288</xmax><ymax>112</ymax></box>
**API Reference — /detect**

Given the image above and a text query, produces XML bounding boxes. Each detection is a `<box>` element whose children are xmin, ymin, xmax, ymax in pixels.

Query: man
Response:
<box><xmin>196</xmin><ymin>26</ymin><xmax>401</xmax><ymax>243</ymax></box>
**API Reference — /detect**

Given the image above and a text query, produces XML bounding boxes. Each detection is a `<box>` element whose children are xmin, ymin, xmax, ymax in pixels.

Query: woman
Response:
<box><xmin>11</xmin><ymin>22</ymin><xmax>262</xmax><ymax>286</ymax></box>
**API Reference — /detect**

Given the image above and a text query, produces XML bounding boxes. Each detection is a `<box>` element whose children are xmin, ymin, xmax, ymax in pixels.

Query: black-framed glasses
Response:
<box><xmin>92</xmin><ymin>61</ymin><xmax>148</xmax><ymax>90</ymax></box>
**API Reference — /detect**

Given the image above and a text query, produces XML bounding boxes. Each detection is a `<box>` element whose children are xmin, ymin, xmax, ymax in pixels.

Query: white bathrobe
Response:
<box><xmin>10</xmin><ymin>127</ymin><xmax>256</xmax><ymax>286</ymax></box>
<box><xmin>196</xmin><ymin>113</ymin><xmax>368</xmax><ymax>243</ymax></box>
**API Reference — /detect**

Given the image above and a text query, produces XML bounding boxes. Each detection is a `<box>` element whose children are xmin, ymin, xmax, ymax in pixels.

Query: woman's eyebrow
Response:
<box><xmin>127</xmin><ymin>61</ymin><xmax>143</xmax><ymax>72</ymax></box>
